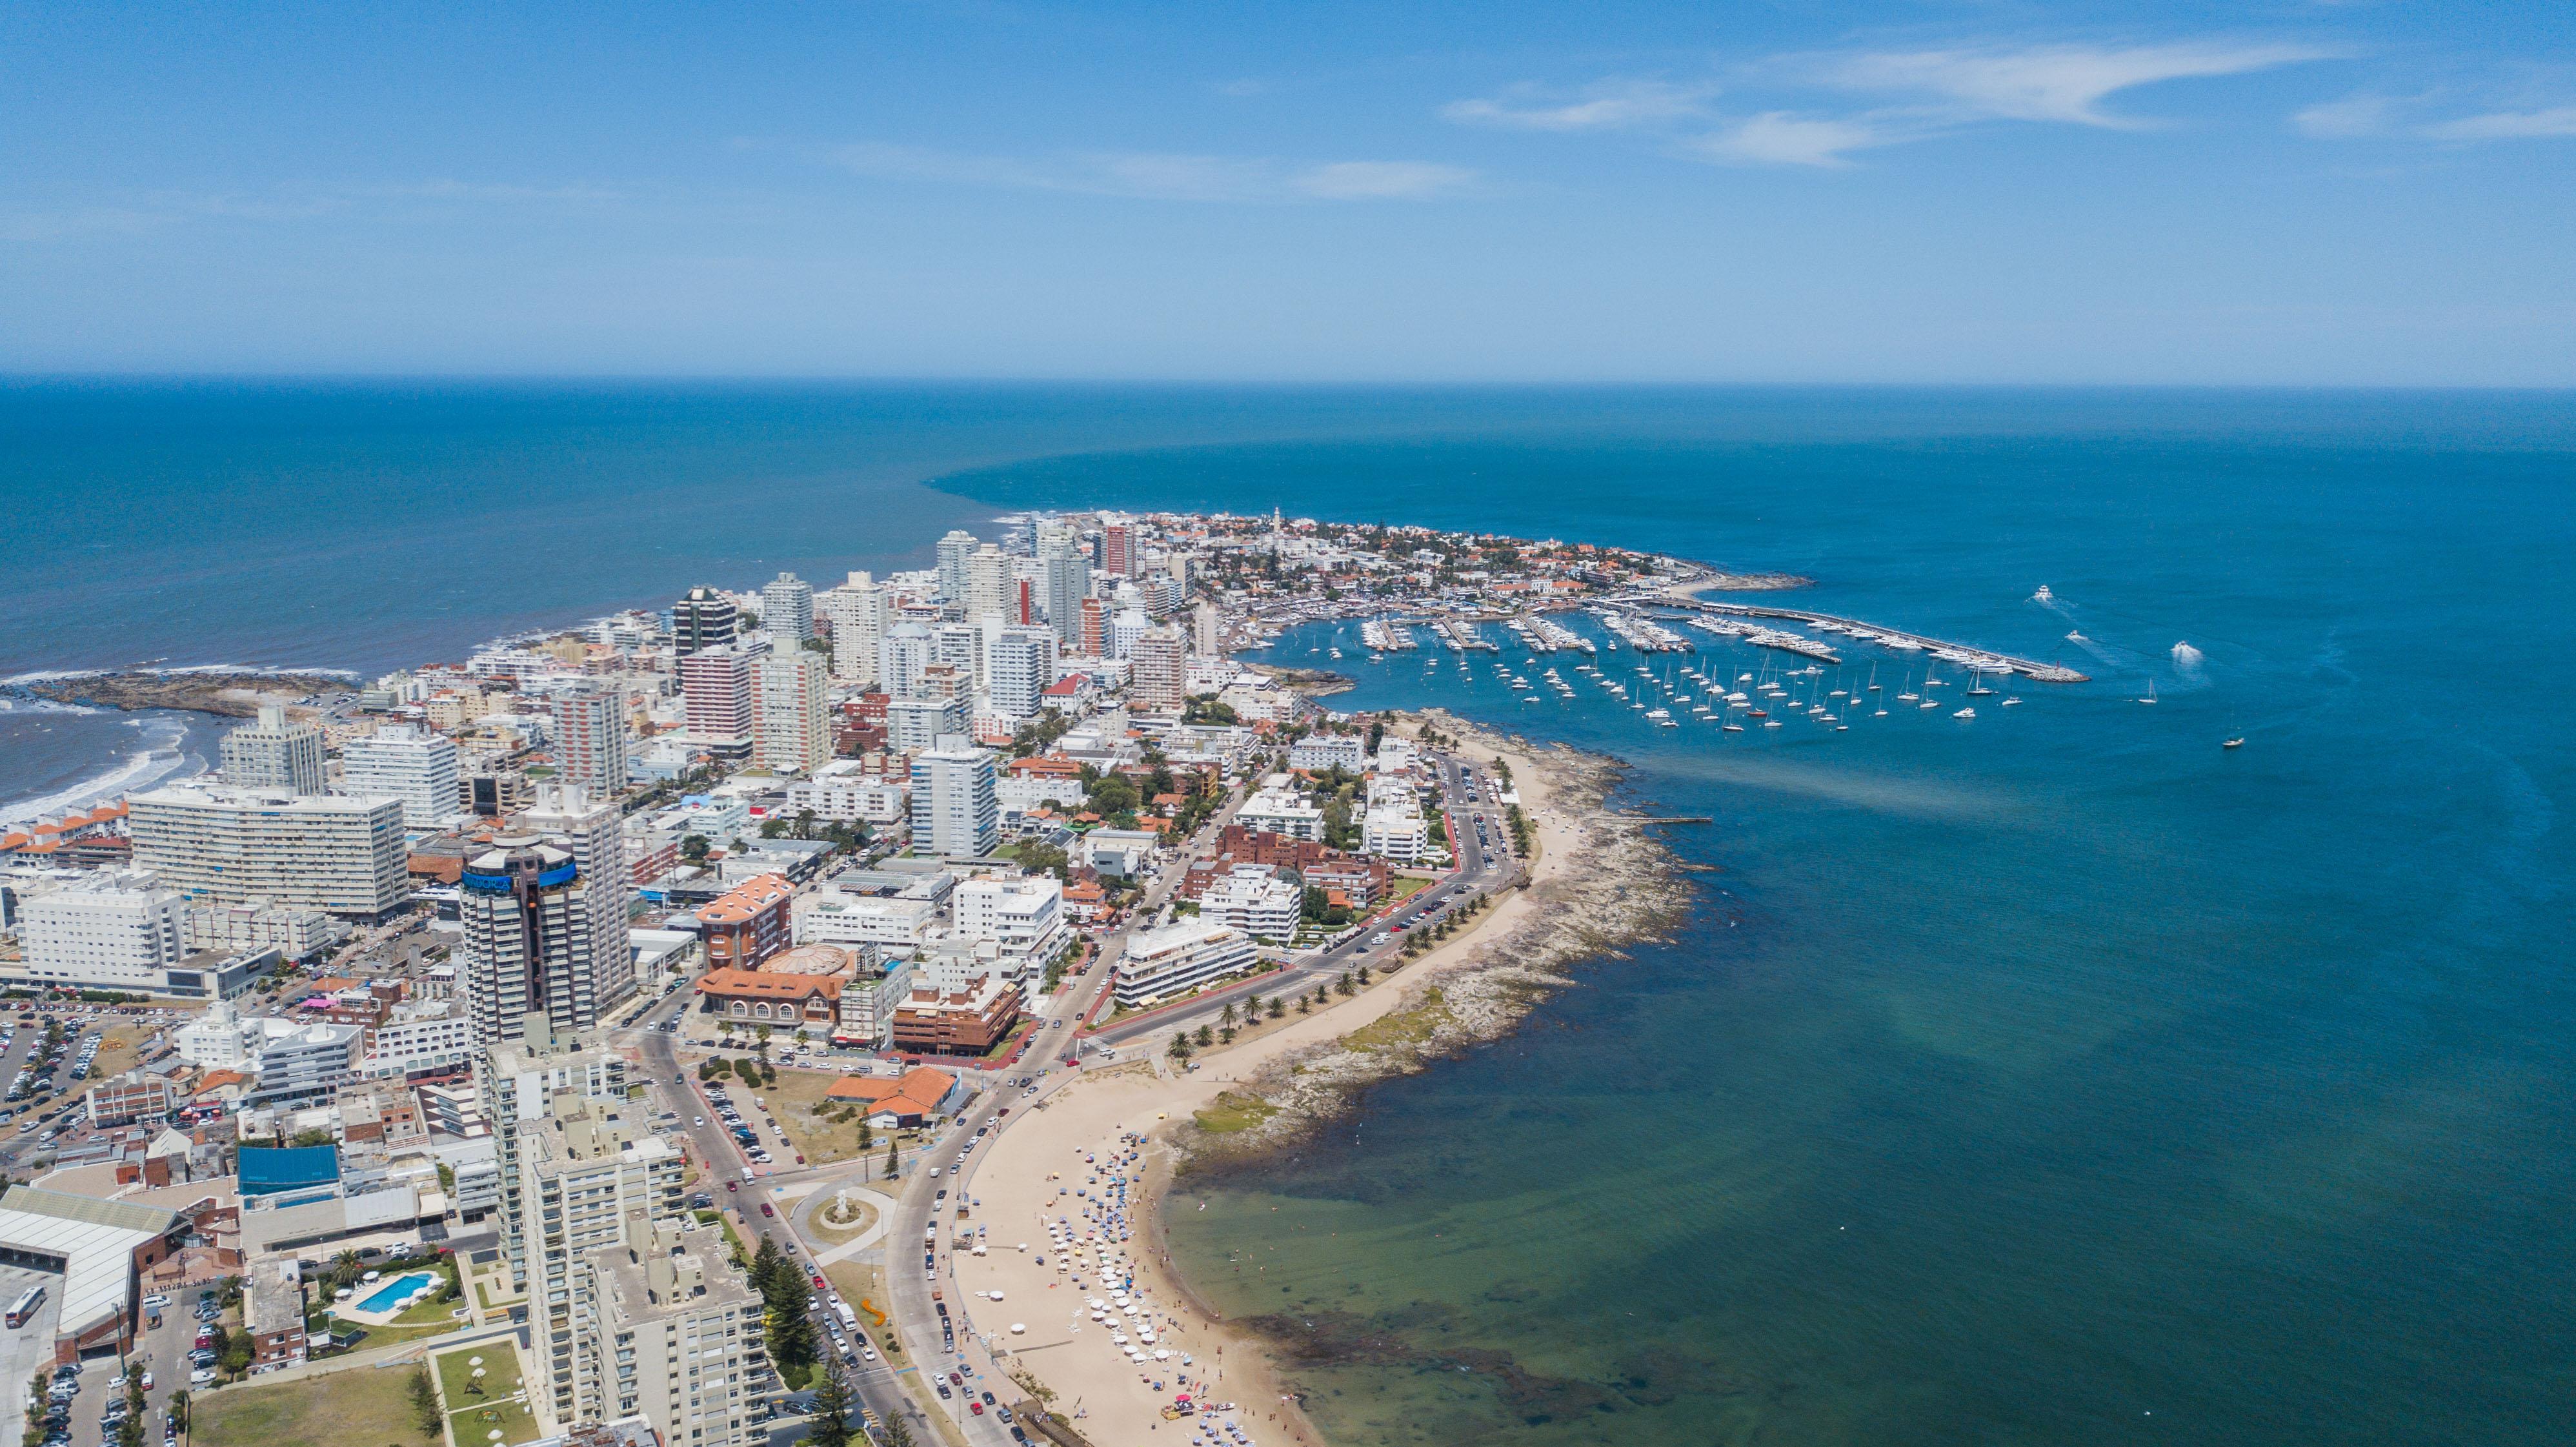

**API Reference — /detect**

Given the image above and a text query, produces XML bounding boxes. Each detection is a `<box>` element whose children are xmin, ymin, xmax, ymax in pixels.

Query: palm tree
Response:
<box><xmin>1219</xmin><ymin>1001</ymin><xmax>1238</xmax><ymax>1029</ymax></box>
<box><xmin>1168</xmin><ymin>1033</ymin><xmax>1192</xmax><ymax>1063</ymax></box>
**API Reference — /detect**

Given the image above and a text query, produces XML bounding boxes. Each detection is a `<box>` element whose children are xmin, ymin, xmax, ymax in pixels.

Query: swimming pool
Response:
<box><xmin>355</xmin><ymin>1271</ymin><xmax>439</xmax><ymax>1313</ymax></box>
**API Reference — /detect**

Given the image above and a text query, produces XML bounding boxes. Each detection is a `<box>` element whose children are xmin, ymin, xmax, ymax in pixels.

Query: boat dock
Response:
<box><xmin>1505</xmin><ymin>613</ymin><xmax>1593</xmax><ymax>653</ymax></box>
<box><xmin>1592</xmin><ymin>608</ymin><xmax>1694</xmax><ymax>653</ymax></box>
<box><xmin>1664</xmin><ymin>599</ymin><xmax>2089</xmax><ymax>682</ymax></box>
<box><xmin>1433</xmin><ymin>618</ymin><xmax>1500</xmax><ymax>652</ymax></box>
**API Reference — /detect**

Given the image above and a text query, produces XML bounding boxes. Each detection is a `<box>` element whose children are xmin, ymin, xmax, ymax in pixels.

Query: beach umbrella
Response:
<box><xmin>1010</xmin><ymin>1323</ymin><xmax>1027</xmax><ymax>1335</ymax></box>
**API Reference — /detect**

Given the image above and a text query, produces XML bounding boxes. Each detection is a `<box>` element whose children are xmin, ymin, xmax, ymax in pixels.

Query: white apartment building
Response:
<box><xmin>1113</xmin><ymin>920</ymin><xmax>1260</xmax><ymax>1007</ymax></box>
<box><xmin>185</xmin><ymin>900</ymin><xmax>348</xmax><ymax>961</ymax></box>
<box><xmin>964</xmin><ymin>545</ymin><xmax>1011</xmax><ymax>625</ymax></box>
<box><xmin>478</xmin><ymin>1026</ymin><xmax>759</xmax><ymax>1442</ymax></box>
<box><xmin>910</xmin><ymin>738</ymin><xmax>1000</xmax><ymax>859</ymax></box>
<box><xmin>1362</xmin><ymin>774</ymin><xmax>1432</xmax><ymax>863</ymax></box>
<box><xmin>878</xmin><ymin>622</ymin><xmax>932</xmax><ymax>700</ymax></box>
<box><xmin>1129</xmin><ymin>626</ymin><xmax>1186</xmax><ymax>711</ymax></box>
<box><xmin>459</xmin><ymin>837</ymin><xmax>606</xmax><ymax>1046</ymax></box>
<box><xmin>752</xmin><ymin>651</ymin><xmax>830</xmax><ymax>773</ymax></box>
<box><xmin>339</xmin><ymin>724</ymin><xmax>461</xmax><ymax>829</ymax></box>
<box><xmin>1107</xmin><ymin>607</ymin><xmax>1149</xmax><ymax>661</ymax></box>
<box><xmin>19</xmin><ymin>872</ymin><xmax>188</xmax><ymax>991</ymax></box>
<box><xmin>359</xmin><ymin>1000</ymin><xmax>476</xmax><ymax>1079</ymax></box>
<box><xmin>885</xmin><ymin>696</ymin><xmax>966</xmax><ymax>753</ymax></box>
<box><xmin>1238</xmin><ymin>784</ymin><xmax>1326</xmax><ymax>842</ymax></box>
<box><xmin>678</xmin><ymin>641</ymin><xmax>762</xmax><ymax>759</ymax></box>
<box><xmin>1200</xmin><ymin>865</ymin><xmax>1302</xmax><ymax>942</ymax></box>
<box><xmin>951</xmin><ymin>873</ymin><xmax>1069</xmax><ymax>979</ymax></box>
<box><xmin>545</xmin><ymin>688</ymin><xmax>629</xmax><ymax>796</ymax></box>
<box><xmin>128</xmin><ymin>784</ymin><xmax>409</xmax><ymax>918</ymax></box>
<box><xmin>1288</xmin><ymin>735</ymin><xmax>1369</xmax><ymax>773</ymax></box>
<box><xmin>818</xmin><ymin>572</ymin><xmax>890</xmax><ymax>686</ymax></box>
<box><xmin>219</xmin><ymin>705</ymin><xmax>325</xmax><ymax>794</ymax></box>
<box><xmin>781</xmin><ymin>763</ymin><xmax>909</xmax><ymax>825</ymax></box>
<box><xmin>985</xmin><ymin>625</ymin><xmax>1058</xmax><ymax>720</ymax></box>
<box><xmin>174</xmin><ymin>1012</ymin><xmax>365</xmax><ymax>1108</ymax></box>
<box><xmin>934</xmin><ymin>529</ymin><xmax>978</xmax><ymax>602</ymax></box>
<box><xmin>794</xmin><ymin>893</ymin><xmax>940</xmax><ymax>951</ymax></box>
<box><xmin>521</xmin><ymin>785</ymin><xmax>636</xmax><ymax>1020</ymax></box>
<box><xmin>761</xmin><ymin>571</ymin><xmax>815</xmax><ymax>642</ymax></box>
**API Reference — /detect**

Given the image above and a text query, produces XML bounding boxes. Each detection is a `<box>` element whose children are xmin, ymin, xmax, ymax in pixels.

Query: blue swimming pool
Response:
<box><xmin>355</xmin><ymin>1271</ymin><xmax>438</xmax><ymax>1313</ymax></box>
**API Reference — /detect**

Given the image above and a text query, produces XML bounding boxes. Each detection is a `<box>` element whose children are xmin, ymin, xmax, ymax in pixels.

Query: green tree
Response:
<box><xmin>750</xmin><ymin>1233</ymin><xmax>785</xmax><ymax>1295</ymax></box>
<box><xmin>1295</xmin><ymin>994</ymin><xmax>1311</xmax><ymax>1015</ymax></box>
<box><xmin>755</xmin><ymin>1024</ymin><xmax>774</xmax><ymax>1062</ymax></box>
<box><xmin>1168</xmin><ymin>1032</ymin><xmax>1192</xmax><ymax>1063</ymax></box>
<box><xmin>1194</xmin><ymin>1024</ymin><xmax>1214</xmax><ymax>1049</ymax></box>
<box><xmin>1356</xmin><ymin>964</ymin><xmax>1373</xmax><ymax>986</ymax></box>
<box><xmin>856</xmin><ymin>1117</ymin><xmax>874</xmax><ymax>1154</ymax></box>
<box><xmin>407</xmin><ymin>1365</ymin><xmax>442</xmax><ymax>1435</ymax></box>
<box><xmin>765</xmin><ymin>1268</ymin><xmax>820</xmax><ymax>1384</ymax></box>
<box><xmin>880</xmin><ymin>1413</ymin><xmax>917</xmax><ymax>1447</ymax></box>
<box><xmin>1269</xmin><ymin>996</ymin><xmax>1285</xmax><ymax>1018</ymax></box>
<box><xmin>164</xmin><ymin>1393</ymin><xmax>188</xmax><ymax>1438</ymax></box>
<box><xmin>803</xmin><ymin>1355</ymin><xmax>856</xmax><ymax>1447</ymax></box>
<box><xmin>1218</xmin><ymin>1026</ymin><xmax>1236</xmax><ymax>1046</ymax></box>
<box><xmin>681</xmin><ymin>833</ymin><xmax>712</xmax><ymax>863</ymax></box>
<box><xmin>883</xmin><ymin>1141</ymin><xmax>900</xmax><ymax>1178</ymax></box>
<box><xmin>1243</xmin><ymin>991</ymin><xmax>1262</xmax><ymax>1018</ymax></box>
<box><xmin>1336</xmin><ymin>970</ymin><xmax>1354</xmax><ymax>997</ymax></box>
<box><xmin>1219</xmin><ymin>1001</ymin><xmax>1237</xmax><ymax>1029</ymax></box>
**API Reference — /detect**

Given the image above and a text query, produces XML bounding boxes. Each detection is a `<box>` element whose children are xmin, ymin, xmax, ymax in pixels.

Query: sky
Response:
<box><xmin>3</xmin><ymin>1</ymin><xmax>2572</xmax><ymax>385</ymax></box>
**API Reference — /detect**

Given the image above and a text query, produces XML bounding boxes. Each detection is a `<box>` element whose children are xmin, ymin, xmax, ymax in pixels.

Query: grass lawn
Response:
<box><xmin>765</xmin><ymin>1068</ymin><xmax>884</xmax><ymax>1167</ymax></box>
<box><xmin>192</xmin><ymin>1364</ymin><xmax>439</xmax><ymax>1447</ymax></box>
<box><xmin>445</xmin><ymin>1397</ymin><xmax>544</xmax><ymax>1446</ymax></box>
<box><xmin>434</xmin><ymin>1343</ymin><xmax>524</xmax><ymax>1410</ymax></box>
<box><xmin>1382</xmin><ymin>875</ymin><xmax>1433</xmax><ymax>904</ymax></box>
<box><xmin>330</xmin><ymin>1313</ymin><xmax>465</xmax><ymax>1346</ymax></box>
<box><xmin>1192</xmin><ymin>1091</ymin><xmax>1280</xmax><ymax>1135</ymax></box>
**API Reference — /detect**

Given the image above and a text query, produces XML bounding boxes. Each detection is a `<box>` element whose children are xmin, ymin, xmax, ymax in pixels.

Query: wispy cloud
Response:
<box><xmin>1690</xmin><ymin>113</ymin><xmax>1907</xmax><ymax>168</ymax></box>
<box><xmin>1442</xmin><ymin>79</ymin><xmax>1715</xmax><ymax>132</ymax></box>
<box><xmin>1822</xmin><ymin>41</ymin><xmax>2334</xmax><ymax>128</ymax></box>
<box><xmin>2295</xmin><ymin>92</ymin><xmax>2576</xmax><ymax>143</ymax></box>
<box><xmin>2420</xmin><ymin>105</ymin><xmax>2576</xmax><ymax>140</ymax></box>
<box><xmin>829</xmin><ymin>142</ymin><xmax>1476</xmax><ymax>202</ymax></box>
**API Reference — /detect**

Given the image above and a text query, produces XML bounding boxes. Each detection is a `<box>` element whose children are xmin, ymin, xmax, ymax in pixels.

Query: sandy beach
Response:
<box><xmin>964</xmin><ymin>714</ymin><xmax>1691</xmax><ymax>1446</ymax></box>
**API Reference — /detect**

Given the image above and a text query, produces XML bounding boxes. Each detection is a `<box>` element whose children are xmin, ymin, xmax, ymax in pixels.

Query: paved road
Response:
<box><xmin>1090</xmin><ymin>751</ymin><xmax>1520</xmax><ymax>1053</ymax></box>
<box><xmin>619</xmin><ymin>745</ymin><xmax>1521</xmax><ymax>1446</ymax></box>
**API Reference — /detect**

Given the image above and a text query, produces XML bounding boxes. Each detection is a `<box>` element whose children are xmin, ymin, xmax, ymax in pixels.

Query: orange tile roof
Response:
<box><xmin>697</xmin><ymin>968</ymin><xmax>843</xmax><ymax>1001</ymax></box>
<box><xmin>698</xmin><ymin>874</ymin><xmax>795</xmax><ymax>924</ymax></box>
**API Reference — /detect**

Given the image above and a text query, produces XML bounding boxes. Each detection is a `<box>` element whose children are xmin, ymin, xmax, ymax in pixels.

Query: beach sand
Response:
<box><xmin>960</xmin><ymin>715</ymin><xmax>1646</xmax><ymax>1446</ymax></box>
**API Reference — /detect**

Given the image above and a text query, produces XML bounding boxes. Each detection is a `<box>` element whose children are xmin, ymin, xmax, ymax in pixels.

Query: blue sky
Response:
<box><xmin>4</xmin><ymin>2</ymin><xmax>2571</xmax><ymax>383</ymax></box>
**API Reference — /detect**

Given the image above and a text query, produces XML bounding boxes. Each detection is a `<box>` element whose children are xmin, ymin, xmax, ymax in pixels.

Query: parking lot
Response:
<box><xmin>0</xmin><ymin>1265</ymin><xmax>62</xmax><ymax>1443</ymax></box>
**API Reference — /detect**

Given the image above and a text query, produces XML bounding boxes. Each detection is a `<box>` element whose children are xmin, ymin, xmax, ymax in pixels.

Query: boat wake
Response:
<box><xmin>2170</xmin><ymin>641</ymin><xmax>2208</xmax><ymax>685</ymax></box>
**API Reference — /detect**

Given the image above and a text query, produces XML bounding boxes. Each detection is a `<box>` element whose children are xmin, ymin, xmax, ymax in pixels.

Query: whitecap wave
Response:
<box><xmin>0</xmin><ymin>696</ymin><xmax>103</xmax><ymax>717</ymax></box>
<box><xmin>0</xmin><ymin>718</ymin><xmax>205</xmax><ymax>826</ymax></box>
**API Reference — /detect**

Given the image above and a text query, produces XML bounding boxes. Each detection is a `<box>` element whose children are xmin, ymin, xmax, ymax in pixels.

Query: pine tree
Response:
<box><xmin>803</xmin><ymin>1355</ymin><xmax>855</xmax><ymax>1447</ymax></box>
<box><xmin>883</xmin><ymin>1141</ymin><xmax>900</xmax><ymax>1178</ymax></box>
<box><xmin>766</xmin><ymin>1268</ymin><xmax>820</xmax><ymax>1380</ymax></box>
<box><xmin>750</xmin><ymin>1233</ymin><xmax>785</xmax><ymax>1295</ymax></box>
<box><xmin>407</xmin><ymin>1366</ymin><xmax>442</xmax><ymax>1435</ymax></box>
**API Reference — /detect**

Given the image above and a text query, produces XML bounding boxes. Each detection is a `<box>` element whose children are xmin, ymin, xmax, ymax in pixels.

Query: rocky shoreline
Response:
<box><xmin>1174</xmin><ymin>709</ymin><xmax>1695</xmax><ymax>1168</ymax></box>
<box><xmin>11</xmin><ymin>670</ymin><xmax>356</xmax><ymax>718</ymax></box>
<box><xmin>1244</xmin><ymin>663</ymin><xmax>1356</xmax><ymax>696</ymax></box>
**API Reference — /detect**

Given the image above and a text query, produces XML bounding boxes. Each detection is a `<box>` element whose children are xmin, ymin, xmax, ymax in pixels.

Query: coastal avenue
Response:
<box><xmin>618</xmin><ymin>734</ymin><xmax>1519</xmax><ymax>1447</ymax></box>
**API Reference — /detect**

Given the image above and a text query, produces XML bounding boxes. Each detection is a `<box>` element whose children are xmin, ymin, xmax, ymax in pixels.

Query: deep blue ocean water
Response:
<box><xmin>5</xmin><ymin>383</ymin><xmax>2573</xmax><ymax>1443</ymax></box>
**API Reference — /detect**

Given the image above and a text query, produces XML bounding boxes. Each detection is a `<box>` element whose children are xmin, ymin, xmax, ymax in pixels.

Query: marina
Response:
<box><xmin>1661</xmin><ymin>595</ymin><xmax>2090</xmax><ymax>682</ymax></box>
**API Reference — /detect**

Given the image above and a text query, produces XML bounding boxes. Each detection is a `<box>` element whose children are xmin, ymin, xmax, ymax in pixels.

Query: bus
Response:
<box><xmin>7</xmin><ymin>1285</ymin><xmax>45</xmax><ymax>1328</ymax></box>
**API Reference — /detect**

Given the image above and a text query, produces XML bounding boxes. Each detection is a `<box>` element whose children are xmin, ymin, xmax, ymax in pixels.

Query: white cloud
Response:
<box><xmin>2293</xmin><ymin>94</ymin><xmax>2395</xmax><ymax>138</ymax></box>
<box><xmin>2420</xmin><ymin>105</ymin><xmax>2576</xmax><ymax>140</ymax></box>
<box><xmin>1689</xmin><ymin>113</ymin><xmax>1902</xmax><ymax>168</ymax></box>
<box><xmin>829</xmin><ymin>142</ymin><xmax>1474</xmax><ymax>203</ymax></box>
<box><xmin>1293</xmin><ymin>161</ymin><xmax>1478</xmax><ymax>199</ymax></box>
<box><xmin>1827</xmin><ymin>41</ymin><xmax>2333</xmax><ymax>127</ymax></box>
<box><xmin>1442</xmin><ymin>79</ymin><xmax>1715</xmax><ymax>132</ymax></box>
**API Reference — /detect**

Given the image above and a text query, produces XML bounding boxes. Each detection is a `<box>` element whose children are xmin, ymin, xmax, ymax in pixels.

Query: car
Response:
<box><xmin>694</xmin><ymin>1116</ymin><xmax>706</xmax><ymax>1126</ymax></box>
<box><xmin>947</xmin><ymin>1371</ymin><xmax>964</xmax><ymax>1386</ymax></box>
<box><xmin>934</xmin><ymin>1383</ymin><xmax>952</xmax><ymax>1400</ymax></box>
<box><xmin>725</xmin><ymin>1180</ymin><xmax>738</xmax><ymax>1192</ymax></box>
<box><xmin>969</xmin><ymin>1402</ymin><xmax>984</xmax><ymax>1416</ymax></box>
<box><xmin>138</xmin><ymin>1373</ymin><xmax>150</xmax><ymax>1390</ymax></box>
<box><xmin>794</xmin><ymin>1153</ymin><xmax>806</xmax><ymax>1164</ymax></box>
<box><xmin>188</xmin><ymin>1370</ymin><xmax>215</xmax><ymax>1387</ymax></box>
<box><xmin>760</xmin><ymin>1202</ymin><xmax>775</xmax><ymax>1217</ymax></box>
<box><xmin>810</xmin><ymin>1273</ymin><xmax>825</xmax><ymax>1289</ymax></box>
<box><xmin>997</xmin><ymin>1406</ymin><xmax>1015</xmax><ymax>1424</ymax></box>
<box><xmin>860</xmin><ymin>1346</ymin><xmax>878</xmax><ymax>1362</ymax></box>
<box><xmin>741</xmin><ymin>1168</ymin><xmax>756</xmax><ymax>1181</ymax></box>
<box><xmin>980</xmin><ymin>1391</ymin><xmax>996</xmax><ymax>1406</ymax></box>
<box><xmin>140</xmin><ymin>1293</ymin><xmax>170</xmax><ymax>1309</ymax></box>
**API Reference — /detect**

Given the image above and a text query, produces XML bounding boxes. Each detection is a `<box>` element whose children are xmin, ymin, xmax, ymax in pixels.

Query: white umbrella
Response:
<box><xmin>1009</xmin><ymin>1323</ymin><xmax>1026</xmax><ymax>1335</ymax></box>
<box><xmin>1154</xmin><ymin>1348</ymin><xmax>1171</xmax><ymax>1361</ymax></box>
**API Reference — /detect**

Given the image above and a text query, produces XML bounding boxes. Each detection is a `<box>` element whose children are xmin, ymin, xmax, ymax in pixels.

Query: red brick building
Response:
<box><xmin>696</xmin><ymin>874</ymin><xmax>795</xmax><ymax>971</ymax></box>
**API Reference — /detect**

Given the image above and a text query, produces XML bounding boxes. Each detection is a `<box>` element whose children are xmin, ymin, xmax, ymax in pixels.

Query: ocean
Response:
<box><xmin>6</xmin><ymin>382</ymin><xmax>2573</xmax><ymax>1442</ymax></box>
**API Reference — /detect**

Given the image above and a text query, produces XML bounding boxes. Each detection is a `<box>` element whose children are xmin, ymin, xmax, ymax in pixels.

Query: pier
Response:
<box><xmin>1657</xmin><ymin>597</ymin><xmax>2089</xmax><ymax>682</ymax></box>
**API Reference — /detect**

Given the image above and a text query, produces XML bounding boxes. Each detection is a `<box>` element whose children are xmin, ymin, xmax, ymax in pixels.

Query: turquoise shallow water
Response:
<box><xmin>6</xmin><ymin>384</ymin><xmax>2571</xmax><ymax>1441</ymax></box>
<box><xmin>940</xmin><ymin>401</ymin><xmax>2576</xmax><ymax>1446</ymax></box>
